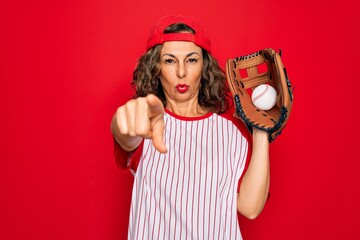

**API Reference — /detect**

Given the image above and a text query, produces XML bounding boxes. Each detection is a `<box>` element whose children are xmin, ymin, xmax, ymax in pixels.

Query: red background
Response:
<box><xmin>1</xmin><ymin>0</ymin><xmax>359</xmax><ymax>239</ymax></box>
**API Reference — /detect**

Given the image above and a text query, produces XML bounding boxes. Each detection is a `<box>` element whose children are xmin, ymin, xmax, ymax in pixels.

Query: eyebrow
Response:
<box><xmin>161</xmin><ymin>52</ymin><xmax>201</xmax><ymax>59</ymax></box>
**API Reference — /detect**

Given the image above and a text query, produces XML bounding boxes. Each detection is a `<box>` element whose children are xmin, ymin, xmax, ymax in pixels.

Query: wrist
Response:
<box><xmin>253</xmin><ymin>128</ymin><xmax>268</xmax><ymax>140</ymax></box>
<box><xmin>116</xmin><ymin>136</ymin><xmax>142</xmax><ymax>152</ymax></box>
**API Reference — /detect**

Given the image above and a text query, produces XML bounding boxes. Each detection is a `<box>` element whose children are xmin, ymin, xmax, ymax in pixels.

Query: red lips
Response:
<box><xmin>176</xmin><ymin>84</ymin><xmax>189</xmax><ymax>93</ymax></box>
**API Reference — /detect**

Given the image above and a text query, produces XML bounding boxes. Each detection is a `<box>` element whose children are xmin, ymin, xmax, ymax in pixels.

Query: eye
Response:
<box><xmin>188</xmin><ymin>58</ymin><xmax>198</xmax><ymax>63</ymax></box>
<box><xmin>164</xmin><ymin>59</ymin><xmax>175</xmax><ymax>64</ymax></box>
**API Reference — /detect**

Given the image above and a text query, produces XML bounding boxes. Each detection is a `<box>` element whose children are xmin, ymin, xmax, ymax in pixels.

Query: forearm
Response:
<box><xmin>237</xmin><ymin>128</ymin><xmax>270</xmax><ymax>219</ymax></box>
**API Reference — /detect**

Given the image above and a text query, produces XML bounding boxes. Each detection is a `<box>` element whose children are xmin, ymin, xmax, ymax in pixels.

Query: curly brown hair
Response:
<box><xmin>132</xmin><ymin>23</ymin><xmax>229</xmax><ymax>113</ymax></box>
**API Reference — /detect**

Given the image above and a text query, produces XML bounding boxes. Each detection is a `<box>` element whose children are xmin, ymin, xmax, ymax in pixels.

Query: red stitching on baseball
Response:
<box><xmin>253</xmin><ymin>85</ymin><xmax>268</xmax><ymax>103</ymax></box>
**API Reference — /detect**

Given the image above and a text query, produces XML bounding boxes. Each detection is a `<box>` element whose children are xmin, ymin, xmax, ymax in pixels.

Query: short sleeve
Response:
<box><xmin>221</xmin><ymin>114</ymin><xmax>270</xmax><ymax>199</ymax></box>
<box><xmin>217</xmin><ymin>112</ymin><xmax>252</xmax><ymax>193</ymax></box>
<box><xmin>237</xmin><ymin>135</ymin><xmax>252</xmax><ymax>193</ymax></box>
<box><xmin>230</xmin><ymin>118</ymin><xmax>252</xmax><ymax>193</ymax></box>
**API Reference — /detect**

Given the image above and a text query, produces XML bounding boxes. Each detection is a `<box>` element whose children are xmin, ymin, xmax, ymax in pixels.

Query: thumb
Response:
<box><xmin>146</xmin><ymin>94</ymin><xmax>164</xmax><ymax>118</ymax></box>
<box><xmin>146</xmin><ymin>94</ymin><xmax>167</xmax><ymax>153</ymax></box>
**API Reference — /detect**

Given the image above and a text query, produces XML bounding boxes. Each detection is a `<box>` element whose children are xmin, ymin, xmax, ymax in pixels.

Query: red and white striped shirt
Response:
<box><xmin>114</xmin><ymin>109</ymin><xmax>251</xmax><ymax>240</ymax></box>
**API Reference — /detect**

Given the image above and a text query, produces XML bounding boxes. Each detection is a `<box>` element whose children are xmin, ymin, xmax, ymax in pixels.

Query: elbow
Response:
<box><xmin>238</xmin><ymin>208</ymin><xmax>263</xmax><ymax>220</ymax></box>
<box><xmin>237</xmin><ymin>190</ymin><xmax>270</xmax><ymax>219</ymax></box>
<box><xmin>237</xmin><ymin>198</ymin><xmax>267</xmax><ymax>220</ymax></box>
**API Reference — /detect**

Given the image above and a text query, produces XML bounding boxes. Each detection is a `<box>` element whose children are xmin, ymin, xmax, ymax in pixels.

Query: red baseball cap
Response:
<box><xmin>146</xmin><ymin>15</ymin><xmax>211</xmax><ymax>53</ymax></box>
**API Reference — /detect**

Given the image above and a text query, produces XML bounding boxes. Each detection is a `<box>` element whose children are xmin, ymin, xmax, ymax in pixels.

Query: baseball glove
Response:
<box><xmin>226</xmin><ymin>48</ymin><xmax>294</xmax><ymax>142</ymax></box>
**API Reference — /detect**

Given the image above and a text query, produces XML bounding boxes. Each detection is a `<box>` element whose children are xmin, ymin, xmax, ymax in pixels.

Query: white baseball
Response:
<box><xmin>251</xmin><ymin>84</ymin><xmax>277</xmax><ymax>110</ymax></box>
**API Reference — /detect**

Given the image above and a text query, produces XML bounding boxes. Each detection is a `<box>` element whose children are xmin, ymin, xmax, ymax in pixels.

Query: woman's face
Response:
<box><xmin>159</xmin><ymin>41</ymin><xmax>203</xmax><ymax>104</ymax></box>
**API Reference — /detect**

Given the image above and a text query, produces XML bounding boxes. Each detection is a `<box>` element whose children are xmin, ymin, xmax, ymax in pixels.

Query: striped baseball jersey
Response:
<box><xmin>114</xmin><ymin>109</ymin><xmax>252</xmax><ymax>240</ymax></box>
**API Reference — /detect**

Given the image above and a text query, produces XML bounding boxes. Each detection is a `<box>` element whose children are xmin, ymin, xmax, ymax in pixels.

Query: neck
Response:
<box><xmin>165</xmin><ymin>98</ymin><xmax>208</xmax><ymax>117</ymax></box>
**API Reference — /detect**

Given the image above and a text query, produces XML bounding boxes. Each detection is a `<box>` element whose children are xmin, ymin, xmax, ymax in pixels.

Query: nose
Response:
<box><xmin>176</xmin><ymin>62</ymin><xmax>187</xmax><ymax>79</ymax></box>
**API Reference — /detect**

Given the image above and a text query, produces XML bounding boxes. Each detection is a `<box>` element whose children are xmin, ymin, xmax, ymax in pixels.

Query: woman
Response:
<box><xmin>111</xmin><ymin>15</ymin><xmax>270</xmax><ymax>239</ymax></box>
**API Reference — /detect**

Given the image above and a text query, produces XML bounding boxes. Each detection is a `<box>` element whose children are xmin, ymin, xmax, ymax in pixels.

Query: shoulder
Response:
<box><xmin>217</xmin><ymin>112</ymin><xmax>252</xmax><ymax>143</ymax></box>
